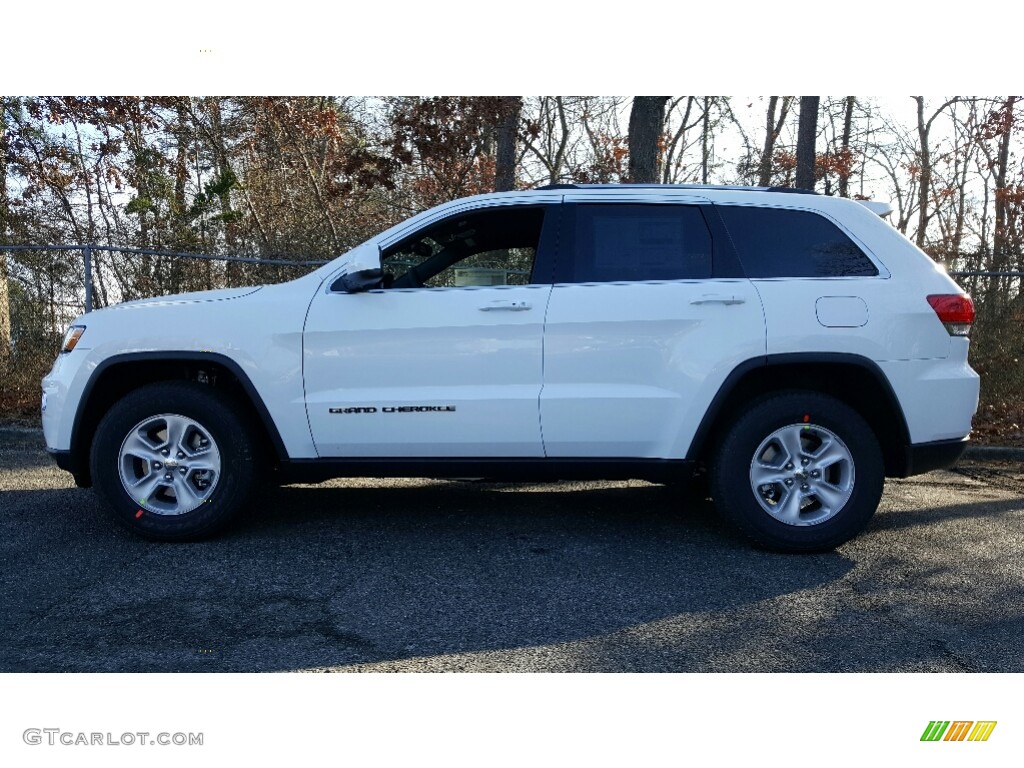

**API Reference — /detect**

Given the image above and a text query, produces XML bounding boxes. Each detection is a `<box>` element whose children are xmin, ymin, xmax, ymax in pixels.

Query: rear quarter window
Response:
<box><xmin>717</xmin><ymin>205</ymin><xmax>878</xmax><ymax>278</ymax></box>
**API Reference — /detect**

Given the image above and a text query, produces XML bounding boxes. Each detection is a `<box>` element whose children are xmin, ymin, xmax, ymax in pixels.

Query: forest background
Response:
<box><xmin>0</xmin><ymin>95</ymin><xmax>1020</xmax><ymax>442</ymax></box>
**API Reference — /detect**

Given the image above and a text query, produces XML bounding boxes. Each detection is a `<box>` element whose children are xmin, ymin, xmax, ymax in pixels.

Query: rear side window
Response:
<box><xmin>717</xmin><ymin>206</ymin><xmax>878</xmax><ymax>278</ymax></box>
<box><xmin>572</xmin><ymin>204</ymin><xmax>712</xmax><ymax>282</ymax></box>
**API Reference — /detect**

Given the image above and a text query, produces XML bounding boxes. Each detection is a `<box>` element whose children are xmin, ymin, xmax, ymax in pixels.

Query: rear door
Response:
<box><xmin>540</xmin><ymin>195</ymin><xmax>766</xmax><ymax>459</ymax></box>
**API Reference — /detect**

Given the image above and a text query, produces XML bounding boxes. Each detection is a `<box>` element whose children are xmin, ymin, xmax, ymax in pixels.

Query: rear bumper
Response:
<box><xmin>877</xmin><ymin>346</ymin><xmax>979</xmax><ymax>444</ymax></box>
<box><xmin>900</xmin><ymin>437</ymin><xmax>969</xmax><ymax>478</ymax></box>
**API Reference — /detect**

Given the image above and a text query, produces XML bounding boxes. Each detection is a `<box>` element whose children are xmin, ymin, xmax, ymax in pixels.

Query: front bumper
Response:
<box><xmin>48</xmin><ymin>448</ymin><xmax>91</xmax><ymax>487</ymax></box>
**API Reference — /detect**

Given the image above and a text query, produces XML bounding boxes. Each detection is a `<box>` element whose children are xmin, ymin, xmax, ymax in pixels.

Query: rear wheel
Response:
<box><xmin>710</xmin><ymin>391</ymin><xmax>884</xmax><ymax>552</ymax></box>
<box><xmin>90</xmin><ymin>381</ymin><xmax>258</xmax><ymax>541</ymax></box>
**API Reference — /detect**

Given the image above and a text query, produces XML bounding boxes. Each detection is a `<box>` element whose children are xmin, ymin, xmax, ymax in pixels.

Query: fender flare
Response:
<box><xmin>685</xmin><ymin>352</ymin><xmax>912</xmax><ymax>462</ymax></box>
<box><xmin>70</xmin><ymin>351</ymin><xmax>289</xmax><ymax>468</ymax></box>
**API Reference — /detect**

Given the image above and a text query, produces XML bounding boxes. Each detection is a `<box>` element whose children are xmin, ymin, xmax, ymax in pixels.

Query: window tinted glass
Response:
<box><xmin>717</xmin><ymin>206</ymin><xmax>878</xmax><ymax>278</ymax></box>
<box><xmin>383</xmin><ymin>207</ymin><xmax>544</xmax><ymax>289</ymax></box>
<box><xmin>573</xmin><ymin>204</ymin><xmax>712</xmax><ymax>282</ymax></box>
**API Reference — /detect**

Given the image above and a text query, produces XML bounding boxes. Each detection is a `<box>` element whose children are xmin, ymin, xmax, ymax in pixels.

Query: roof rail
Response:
<box><xmin>533</xmin><ymin>183</ymin><xmax>818</xmax><ymax>195</ymax></box>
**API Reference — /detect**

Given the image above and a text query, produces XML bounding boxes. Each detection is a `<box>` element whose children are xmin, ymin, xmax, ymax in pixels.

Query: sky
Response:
<box><xmin>6</xmin><ymin>2</ymin><xmax>1019</xmax><ymax>95</ymax></box>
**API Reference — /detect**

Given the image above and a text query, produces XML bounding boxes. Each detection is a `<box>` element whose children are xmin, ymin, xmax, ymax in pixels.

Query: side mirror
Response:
<box><xmin>337</xmin><ymin>268</ymin><xmax>384</xmax><ymax>293</ymax></box>
<box><xmin>331</xmin><ymin>242</ymin><xmax>383</xmax><ymax>293</ymax></box>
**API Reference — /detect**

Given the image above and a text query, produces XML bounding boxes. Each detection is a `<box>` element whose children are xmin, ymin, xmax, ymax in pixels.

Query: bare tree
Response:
<box><xmin>930</xmin><ymin>99</ymin><xmax>981</xmax><ymax>266</ymax></box>
<box><xmin>662</xmin><ymin>97</ymin><xmax>699</xmax><ymax>183</ymax></box>
<box><xmin>758</xmin><ymin>96</ymin><xmax>793</xmax><ymax>186</ymax></box>
<box><xmin>628</xmin><ymin>97</ymin><xmax>669</xmax><ymax>183</ymax></box>
<box><xmin>795</xmin><ymin>96</ymin><xmax>819</xmax><ymax>190</ymax></box>
<box><xmin>522</xmin><ymin>97</ymin><xmax>573</xmax><ymax>185</ymax></box>
<box><xmin>838</xmin><ymin>96</ymin><xmax>855</xmax><ymax>197</ymax></box>
<box><xmin>913</xmin><ymin>96</ymin><xmax>959</xmax><ymax>248</ymax></box>
<box><xmin>966</xmin><ymin>96</ymin><xmax>1019</xmax><ymax>312</ymax></box>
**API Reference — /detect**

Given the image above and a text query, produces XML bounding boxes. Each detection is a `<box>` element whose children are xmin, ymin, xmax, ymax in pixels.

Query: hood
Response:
<box><xmin>108</xmin><ymin>286</ymin><xmax>263</xmax><ymax>310</ymax></box>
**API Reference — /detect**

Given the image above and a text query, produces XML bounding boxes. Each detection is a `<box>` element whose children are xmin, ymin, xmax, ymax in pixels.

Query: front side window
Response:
<box><xmin>571</xmin><ymin>204</ymin><xmax>713</xmax><ymax>283</ymax></box>
<box><xmin>383</xmin><ymin>207</ymin><xmax>545</xmax><ymax>289</ymax></box>
<box><xmin>717</xmin><ymin>205</ymin><xmax>879</xmax><ymax>278</ymax></box>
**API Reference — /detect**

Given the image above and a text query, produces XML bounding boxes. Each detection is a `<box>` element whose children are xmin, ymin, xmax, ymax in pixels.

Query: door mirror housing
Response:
<box><xmin>333</xmin><ymin>242</ymin><xmax>383</xmax><ymax>293</ymax></box>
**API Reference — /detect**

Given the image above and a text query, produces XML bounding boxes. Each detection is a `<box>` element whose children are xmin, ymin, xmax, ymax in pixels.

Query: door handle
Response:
<box><xmin>690</xmin><ymin>294</ymin><xmax>746</xmax><ymax>306</ymax></box>
<box><xmin>478</xmin><ymin>301</ymin><xmax>531</xmax><ymax>311</ymax></box>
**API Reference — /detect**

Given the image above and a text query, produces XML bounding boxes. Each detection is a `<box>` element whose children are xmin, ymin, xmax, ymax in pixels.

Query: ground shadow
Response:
<box><xmin>1</xmin><ymin>481</ymin><xmax>856</xmax><ymax>672</ymax></box>
<box><xmin>3</xmin><ymin>474</ymin><xmax>1021</xmax><ymax>673</ymax></box>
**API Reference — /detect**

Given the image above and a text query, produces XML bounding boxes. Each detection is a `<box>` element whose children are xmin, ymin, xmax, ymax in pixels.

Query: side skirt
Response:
<box><xmin>276</xmin><ymin>457</ymin><xmax>695</xmax><ymax>485</ymax></box>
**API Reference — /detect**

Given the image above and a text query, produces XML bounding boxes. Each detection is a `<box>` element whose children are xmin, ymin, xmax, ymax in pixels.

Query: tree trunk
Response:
<box><xmin>951</xmin><ymin>99</ymin><xmax>978</xmax><ymax>262</ymax></box>
<box><xmin>993</xmin><ymin>96</ymin><xmax>1016</xmax><ymax>269</ymax></box>
<box><xmin>795</xmin><ymin>96</ymin><xmax>819</xmax><ymax>190</ymax></box>
<box><xmin>173</xmin><ymin>99</ymin><xmax>190</xmax><ymax>221</ymax></box>
<box><xmin>758</xmin><ymin>96</ymin><xmax>792</xmax><ymax>186</ymax></box>
<box><xmin>494</xmin><ymin>96</ymin><xmax>522</xmax><ymax>192</ymax></box>
<box><xmin>207</xmin><ymin>98</ymin><xmax>238</xmax><ymax>249</ymax></box>
<box><xmin>914</xmin><ymin>97</ymin><xmax>931</xmax><ymax>248</ymax></box>
<box><xmin>0</xmin><ymin>99</ymin><xmax>12</xmax><ymax>367</ymax></box>
<box><xmin>701</xmin><ymin>97</ymin><xmax>710</xmax><ymax>184</ymax></box>
<box><xmin>627</xmin><ymin>96</ymin><xmax>669</xmax><ymax>183</ymax></box>
<box><xmin>838</xmin><ymin>96</ymin><xmax>855</xmax><ymax>198</ymax></box>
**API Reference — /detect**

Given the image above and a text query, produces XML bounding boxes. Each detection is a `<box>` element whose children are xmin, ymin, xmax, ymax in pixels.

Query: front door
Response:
<box><xmin>304</xmin><ymin>203</ymin><xmax>559</xmax><ymax>458</ymax></box>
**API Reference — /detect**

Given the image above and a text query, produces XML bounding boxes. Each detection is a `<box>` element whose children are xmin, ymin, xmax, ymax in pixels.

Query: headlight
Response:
<box><xmin>61</xmin><ymin>325</ymin><xmax>86</xmax><ymax>353</ymax></box>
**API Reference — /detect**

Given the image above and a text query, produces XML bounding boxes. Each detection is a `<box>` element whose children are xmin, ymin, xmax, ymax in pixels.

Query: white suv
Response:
<box><xmin>41</xmin><ymin>184</ymin><xmax>980</xmax><ymax>551</ymax></box>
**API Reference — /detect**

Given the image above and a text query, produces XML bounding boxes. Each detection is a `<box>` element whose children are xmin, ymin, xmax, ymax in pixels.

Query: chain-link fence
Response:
<box><xmin>0</xmin><ymin>245</ymin><xmax>328</xmax><ymax>420</ymax></box>
<box><xmin>955</xmin><ymin>270</ymin><xmax>1024</xmax><ymax>443</ymax></box>
<box><xmin>0</xmin><ymin>244</ymin><xmax>1021</xmax><ymax>442</ymax></box>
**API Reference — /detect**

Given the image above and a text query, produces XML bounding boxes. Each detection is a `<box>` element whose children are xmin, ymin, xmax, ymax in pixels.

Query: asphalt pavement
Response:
<box><xmin>1</xmin><ymin>428</ymin><xmax>1022</xmax><ymax>672</ymax></box>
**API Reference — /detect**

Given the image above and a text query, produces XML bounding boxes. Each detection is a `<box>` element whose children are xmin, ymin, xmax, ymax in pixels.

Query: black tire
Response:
<box><xmin>710</xmin><ymin>391</ymin><xmax>884</xmax><ymax>553</ymax></box>
<box><xmin>89</xmin><ymin>380</ymin><xmax>258</xmax><ymax>541</ymax></box>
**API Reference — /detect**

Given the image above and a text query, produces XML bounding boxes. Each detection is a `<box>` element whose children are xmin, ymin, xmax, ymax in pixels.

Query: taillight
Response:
<box><xmin>927</xmin><ymin>294</ymin><xmax>975</xmax><ymax>336</ymax></box>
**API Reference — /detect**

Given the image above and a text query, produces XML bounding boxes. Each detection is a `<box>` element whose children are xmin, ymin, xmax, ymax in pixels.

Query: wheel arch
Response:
<box><xmin>687</xmin><ymin>353</ymin><xmax>913</xmax><ymax>477</ymax></box>
<box><xmin>69</xmin><ymin>352</ymin><xmax>288</xmax><ymax>487</ymax></box>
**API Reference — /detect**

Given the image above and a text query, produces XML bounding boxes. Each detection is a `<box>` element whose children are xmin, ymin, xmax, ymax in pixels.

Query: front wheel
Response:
<box><xmin>710</xmin><ymin>391</ymin><xmax>884</xmax><ymax>552</ymax></box>
<box><xmin>90</xmin><ymin>381</ymin><xmax>258</xmax><ymax>541</ymax></box>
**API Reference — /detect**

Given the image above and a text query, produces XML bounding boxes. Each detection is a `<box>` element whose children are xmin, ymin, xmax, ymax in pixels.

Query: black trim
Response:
<box><xmin>534</xmin><ymin>183</ymin><xmax>579</xmax><ymax>191</ymax></box>
<box><xmin>765</xmin><ymin>186</ymin><xmax>818</xmax><ymax>194</ymax></box>
<box><xmin>699</xmin><ymin>203</ymin><xmax>746</xmax><ymax>279</ymax></box>
<box><xmin>902</xmin><ymin>438</ymin><xmax>969</xmax><ymax>478</ymax></box>
<box><xmin>278</xmin><ymin>457</ymin><xmax>693</xmax><ymax>485</ymax></box>
<box><xmin>71</xmin><ymin>352</ymin><xmax>289</xmax><ymax>466</ymax></box>
<box><xmin>535</xmin><ymin>202</ymin><xmax>561</xmax><ymax>285</ymax></box>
